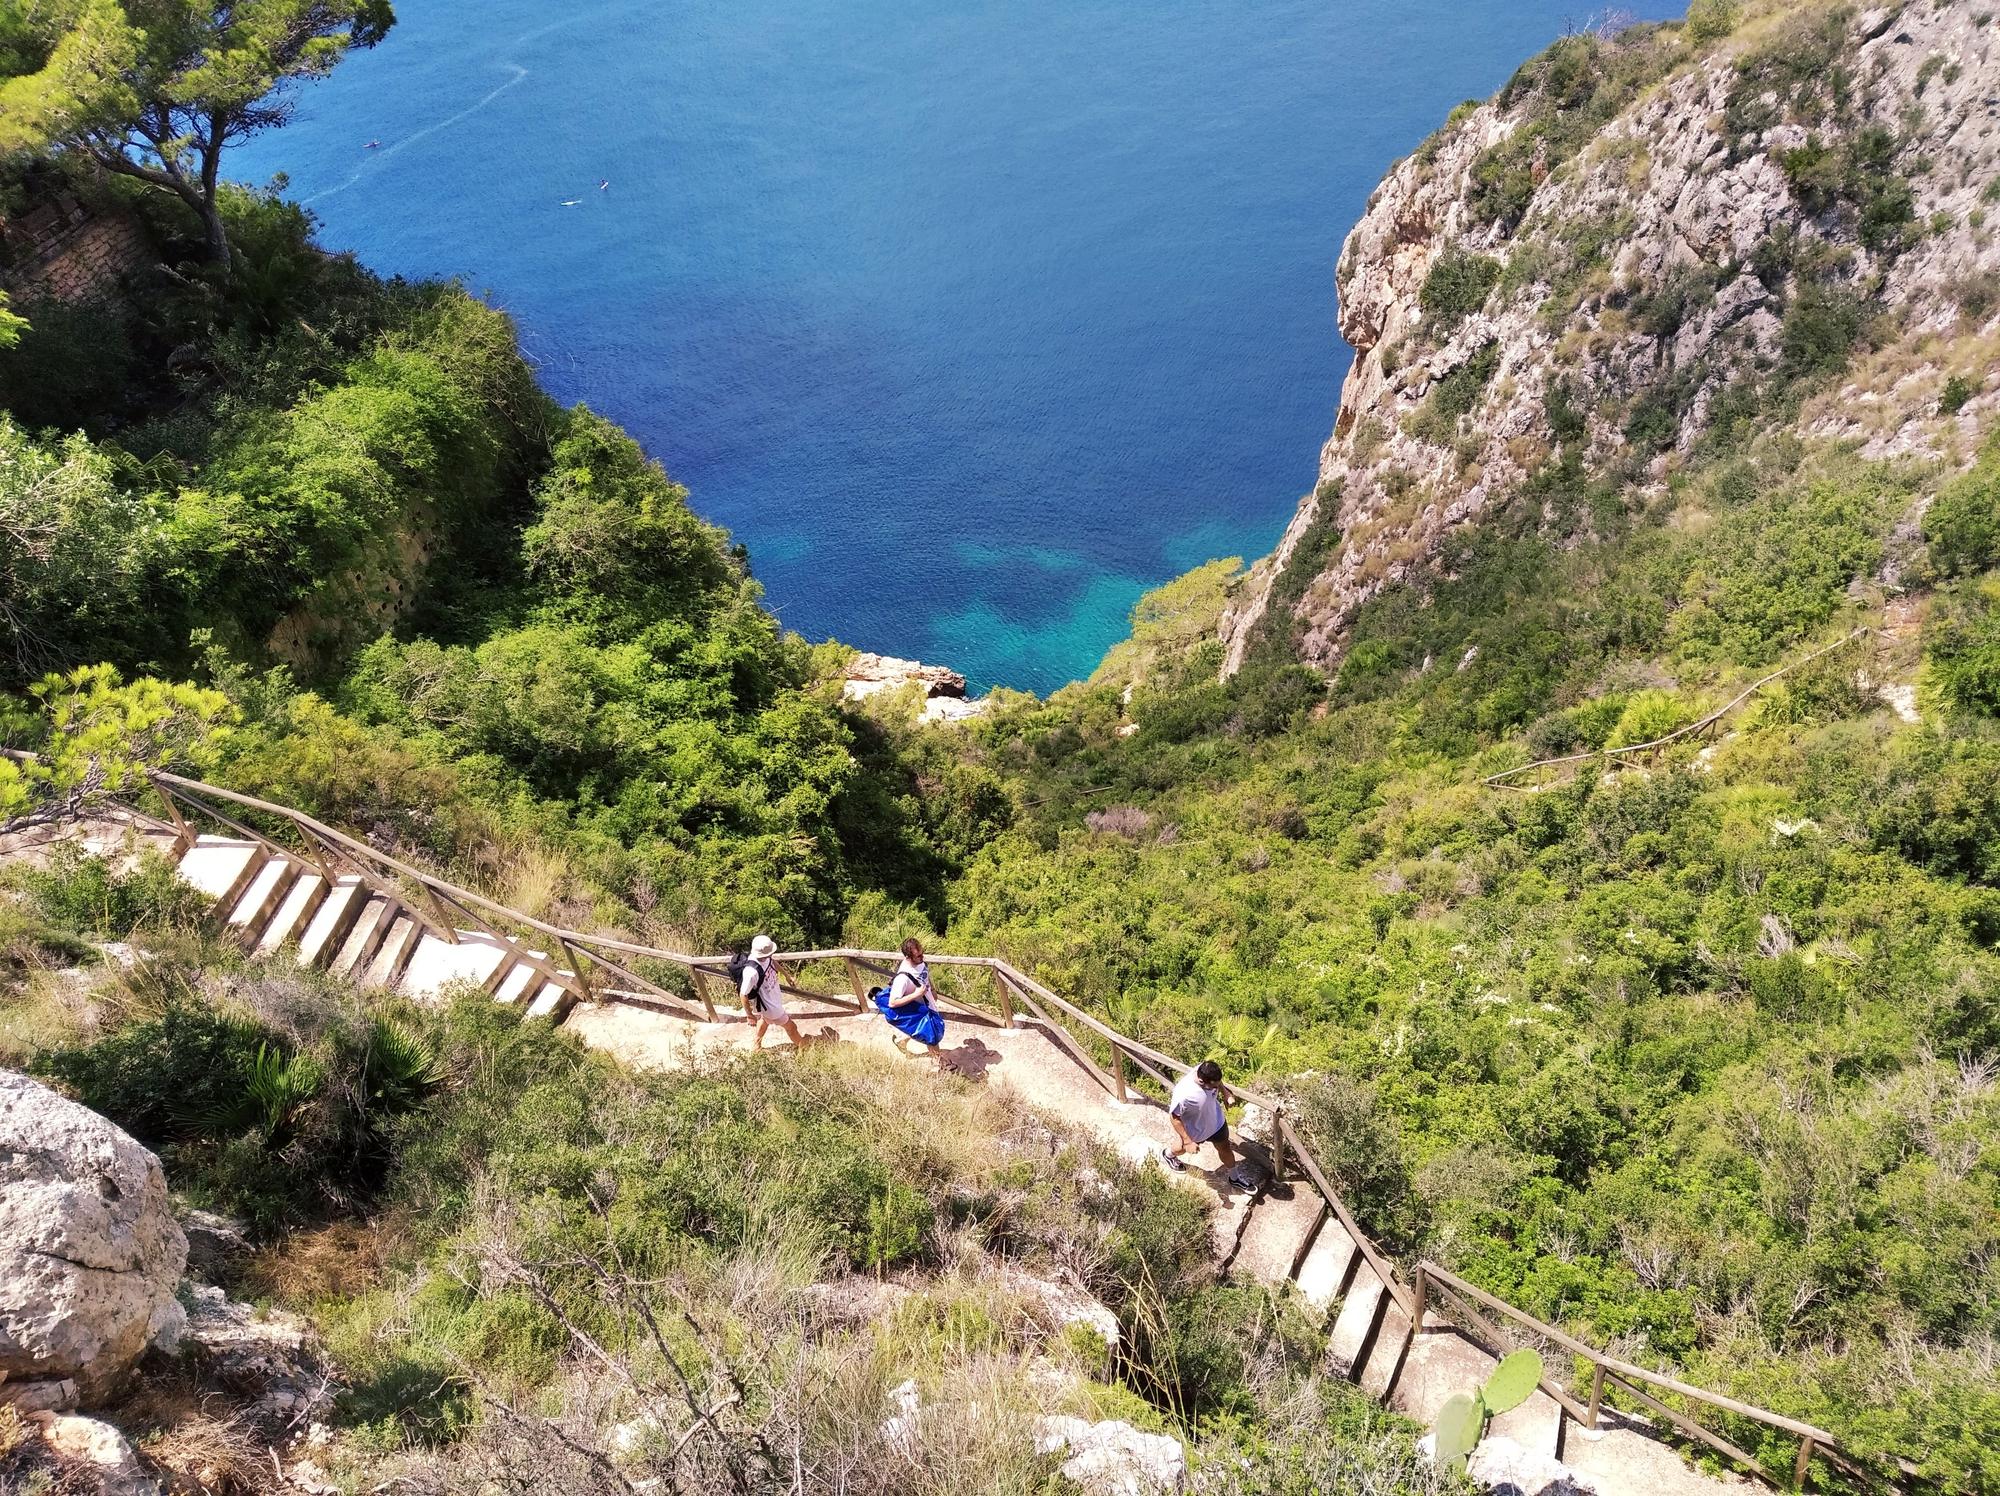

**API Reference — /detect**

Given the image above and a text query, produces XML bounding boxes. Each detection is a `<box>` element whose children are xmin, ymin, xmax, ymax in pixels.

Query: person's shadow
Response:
<box><xmin>937</xmin><ymin>1036</ymin><xmax>1001</xmax><ymax>1082</ymax></box>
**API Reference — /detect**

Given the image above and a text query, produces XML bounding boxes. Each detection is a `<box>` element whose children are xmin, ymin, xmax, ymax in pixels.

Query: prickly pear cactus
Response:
<box><xmin>1434</xmin><ymin>1392</ymin><xmax>1482</xmax><ymax>1472</ymax></box>
<box><xmin>1480</xmin><ymin>1347</ymin><xmax>1544</xmax><ymax>1417</ymax></box>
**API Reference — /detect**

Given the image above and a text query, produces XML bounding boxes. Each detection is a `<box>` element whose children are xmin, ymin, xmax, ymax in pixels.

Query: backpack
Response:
<box><xmin>728</xmin><ymin>952</ymin><xmax>763</xmax><ymax>1011</ymax></box>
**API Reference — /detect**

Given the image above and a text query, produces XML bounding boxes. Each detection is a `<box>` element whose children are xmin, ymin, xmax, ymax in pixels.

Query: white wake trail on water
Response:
<box><xmin>301</xmin><ymin>63</ymin><xmax>529</xmax><ymax>206</ymax></box>
<box><xmin>299</xmin><ymin>6</ymin><xmax>608</xmax><ymax>207</ymax></box>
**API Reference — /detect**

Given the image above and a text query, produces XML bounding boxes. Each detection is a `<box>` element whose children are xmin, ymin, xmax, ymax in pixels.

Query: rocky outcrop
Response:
<box><xmin>178</xmin><ymin>1284</ymin><xmax>330</xmax><ymax>1429</ymax></box>
<box><xmin>842</xmin><ymin>652</ymin><xmax>990</xmax><ymax>723</ymax></box>
<box><xmin>1223</xmin><ymin>1</ymin><xmax>2000</xmax><ymax>673</ymax></box>
<box><xmin>0</xmin><ymin>1070</ymin><xmax>188</xmax><ymax>1405</ymax></box>
<box><xmin>1033</xmin><ymin>1415</ymin><xmax>1187</xmax><ymax>1495</ymax></box>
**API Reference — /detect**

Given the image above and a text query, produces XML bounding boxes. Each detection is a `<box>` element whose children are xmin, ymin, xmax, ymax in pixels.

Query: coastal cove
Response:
<box><xmin>240</xmin><ymin>0</ymin><xmax>1681</xmax><ymax>693</ymax></box>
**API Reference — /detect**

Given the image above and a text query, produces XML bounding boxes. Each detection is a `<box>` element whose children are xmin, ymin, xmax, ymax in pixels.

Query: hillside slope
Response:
<box><xmin>1223</xmin><ymin>0</ymin><xmax>1998</xmax><ymax>670</ymax></box>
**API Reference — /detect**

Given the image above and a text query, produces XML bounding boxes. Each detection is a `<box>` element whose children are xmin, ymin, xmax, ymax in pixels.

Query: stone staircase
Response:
<box><xmin>4</xmin><ymin>806</ymin><xmax>1829</xmax><ymax>1496</ymax></box>
<box><xmin>65</xmin><ymin>821</ymin><xmax>580</xmax><ymax>1019</ymax></box>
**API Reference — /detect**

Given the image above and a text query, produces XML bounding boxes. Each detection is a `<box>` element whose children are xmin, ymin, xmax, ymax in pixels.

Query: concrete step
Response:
<box><xmin>399</xmin><ymin>930</ymin><xmax>512</xmax><ymax>1000</ymax></box>
<box><xmin>1359</xmin><ymin>1289</ymin><xmax>1414</xmax><ymax>1399</ymax></box>
<box><xmin>1295</xmin><ymin>1219</ymin><xmax>1360</xmax><ymax>1311</ymax></box>
<box><xmin>1490</xmin><ymin>1383</ymin><xmax>1566</xmax><ymax>1459</ymax></box>
<box><xmin>1389</xmin><ymin>1321</ymin><xmax>1499</xmax><ymax>1428</ymax></box>
<box><xmin>298</xmin><ymin>876</ymin><xmax>369</xmax><ymax>968</ymax></box>
<box><xmin>330</xmin><ymin>896</ymin><xmax>400</xmax><ymax>978</ymax></box>
<box><xmin>493</xmin><ymin>956</ymin><xmax>548</xmax><ymax>1005</ymax></box>
<box><xmin>1225</xmin><ymin>1188</ymin><xmax>1326</xmax><ymax>1283</ymax></box>
<box><xmin>1327</xmin><ymin>1267</ymin><xmax>1389</xmax><ymax>1382</ymax></box>
<box><xmin>361</xmin><ymin>915</ymin><xmax>421</xmax><ymax>989</ymax></box>
<box><xmin>526</xmin><ymin>976</ymin><xmax>574</xmax><ymax>1020</ymax></box>
<box><xmin>224</xmin><ymin>856</ymin><xmax>297</xmax><ymax>946</ymax></box>
<box><xmin>176</xmin><ymin>836</ymin><xmax>269</xmax><ymax>912</ymax></box>
<box><xmin>255</xmin><ymin>872</ymin><xmax>328</xmax><ymax>956</ymax></box>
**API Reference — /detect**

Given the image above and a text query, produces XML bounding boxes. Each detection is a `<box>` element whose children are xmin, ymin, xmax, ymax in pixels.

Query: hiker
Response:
<box><xmin>736</xmin><ymin>934</ymin><xmax>805</xmax><ymax>1051</ymax></box>
<box><xmin>875</xmin><ymin>937</ymin><xmax>946</xmax><ymax>1054</ymax></box>
<box><xmin>1163</xmin><ymin>1059</ymin><xmax>1239</xmax><ymax>1174</ymax></box>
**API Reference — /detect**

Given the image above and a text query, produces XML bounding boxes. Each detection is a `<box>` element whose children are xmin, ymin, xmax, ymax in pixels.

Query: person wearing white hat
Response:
<box><xmin>739</xmin><ymin>934</ymin><xmax>804</xmax><ymax>1051</ymax></box>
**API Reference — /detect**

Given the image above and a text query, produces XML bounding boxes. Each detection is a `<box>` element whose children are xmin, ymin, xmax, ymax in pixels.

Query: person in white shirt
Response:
<box><xmin>739</xmin><ymin>934</ymin><xmax>805</xmax><ymax>1051</ymax></box>
<box><xmin>1163</xmin><ymin>1059</ymin><xmax>1238</xmax><ymax>1174</ymax></box>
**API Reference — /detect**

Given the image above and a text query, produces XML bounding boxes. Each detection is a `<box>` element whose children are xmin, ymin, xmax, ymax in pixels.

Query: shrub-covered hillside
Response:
<box><xmin>0</xmin><ymin>185</ymin><xmax>1001</xmax><ymax>948</ymax></box>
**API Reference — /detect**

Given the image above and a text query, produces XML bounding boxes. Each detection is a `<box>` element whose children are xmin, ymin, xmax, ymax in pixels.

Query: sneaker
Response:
<box><xmin>1160</xmin><ymin>1149</ymin><xmax>1186</xmax><ymax>1172</ymax></box>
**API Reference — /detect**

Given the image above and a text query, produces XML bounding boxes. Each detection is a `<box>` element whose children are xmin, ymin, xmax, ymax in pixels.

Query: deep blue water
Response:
<box><xmin>237</xmin><ymin>0</ymin><xmax>1680</xmax><ymax>693</ymax></box>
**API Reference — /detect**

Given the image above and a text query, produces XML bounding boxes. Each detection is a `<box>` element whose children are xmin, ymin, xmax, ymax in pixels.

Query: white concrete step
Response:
<box><xmin>526</xmin><ymin>976</ymin><xmax>573</xmax><ymax>1020</ymax></box>
<box><xmin>1226</xmin><ymin>1189</ymin><xmax>1324</xmax><ymax>1284</ymax></box>
<box><xmin>361</xmin><ymin>915</ymin><xmax>421</xmax><ymax>989</ymax></box>
<box><xmin>256</xmin><ymin>872</ymin><xmax>328</xmax><ymax>955</ymax></box>
<box><xmin>298</xmin><ymin>876</ymin><xmax>369</xmax><ymax>967</ymax></box>
<box><xmin>1327</xmin><ymin>1267</ymin><xmax>1389</xmax><ymax>1381</ymax></box>
<box><xmin>331</xmin><ymin>896</ymin><xmax>400</xmax><ymax>977</ymax></box>
<box><xmin>1295</xmin><ymin>1219</ymin><xmax>1359</xmax><ymax>1311</ymax></box>
<box><xmin>1489</xmin><ymin>1383</ymin><xmax>1565</xmax><ymax>1458</ymax></box>
<box><xmin>176</xmin><ymin>837</ymin><xmax>268</xmax><ymax>910</ymax></box>
<box><xmin>1359</xmin><ymin>1289</ymin><xmax>1413</xmax><ymax>1399</ymax></box>
<box><xmin>224</xmin><ymin>856</ymin><xmax>297</xmax><ymax>946</ymax></box>
<box><xmin>493</xmin><ymin>956</ymin><xmax>547</xmax><ymax>1005</ymax></box>
<box><xmin>1390</xmin><ymin>1321</ymin><xmax>1499</xmax><ymax>1428</ymax></box>
<box><xmin>400</xmin><ymin>930</ymin><xmax>512</xmax><ymax>1000</ymax></box>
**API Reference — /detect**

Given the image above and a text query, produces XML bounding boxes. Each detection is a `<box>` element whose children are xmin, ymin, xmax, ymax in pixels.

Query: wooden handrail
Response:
<box><xmin>1413</xmin><ymin>1260</ymin><xmax>1869</xmax><ymax>1490</ymax></box>
<box><xmin>30</xmin><ymin>758</ymin><xmax>1891</xmax><ymax>1492</ymax></box>
<box><xmin>1483</xmin><ymin>628</ymin><xmax>1870</xmax><ymax>787</ymax></box>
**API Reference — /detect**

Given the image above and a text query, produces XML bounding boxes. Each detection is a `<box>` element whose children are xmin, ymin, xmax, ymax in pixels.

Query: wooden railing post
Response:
<box><xmin>1269</xmin><ymin>1104</ymin><xmax>1288</xmax><ymax>1181</ymax></box>
<box><xmin>991</xmin><ymin>964</ymin><xmax>1016</xmax><ymax>1025</ymax></box>
<box><xmin>1795</xmin><ymin>1437</ymin><xmax>1814</xmax><ymax>1492</ymax></box>
<box><xmin>689</xmin><ymin>965</ymin><xmax>719</xmax><ymax>1022</ymax></box>
<box><xmin>152</xmin><ymin>780</ymin><xmax>194</xmax><ymax>854</ymax></box>
<box><xmin>1109</xmin><ymin>1044</ymin><xmax>1130</xmax><ymax>1103</ymax></box>
<box><xmin>557</xmin><ymin>939</ymin><xmax>595</xmax><ymax>1002</ymax></box>
<box><xmin>844</xmin><ymin>956</ymin><xmax>870</xmax><ymax>1012</ymax></box>
<box><xmin>1412</xmin><ymin>1262</ymin><xmax>1428</xmax><ymax>1333</ymax></box>
<box><xmin>1587</xmin><ymin>1362</ymin><xmax>1605</xmax><ymax>1431</ymax></box>
<box><xmin>418</xmin><ymin>885</ymin><xmax>461</xmax><ymax>944</ymax></box>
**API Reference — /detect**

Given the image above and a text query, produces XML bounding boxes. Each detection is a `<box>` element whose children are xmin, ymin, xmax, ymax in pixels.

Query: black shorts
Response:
<box><xmin>1179</xmin><ymin>1116</ymin><xmax>1227</xmax><ymax>1146</ymax></box>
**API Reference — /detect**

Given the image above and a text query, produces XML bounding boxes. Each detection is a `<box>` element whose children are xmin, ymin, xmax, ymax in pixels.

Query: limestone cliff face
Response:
<box><xmin>1223</xmin><ymin>0</ymin><xmax>2000</xmax><ymax>673</ymax></box>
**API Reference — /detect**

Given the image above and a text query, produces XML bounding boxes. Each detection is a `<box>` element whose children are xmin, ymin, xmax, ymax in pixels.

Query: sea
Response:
<box><xmin>235</xmin><ymin>0</ymin><xmax>1683</xmax><ymax>694</ymax></box>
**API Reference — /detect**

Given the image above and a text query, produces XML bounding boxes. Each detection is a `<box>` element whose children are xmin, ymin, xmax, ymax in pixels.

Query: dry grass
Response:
<box><xmin>137</xmin><ymin>1408</ymin><xmax>274</xmax><ymax>1495</ymax></box>
<box><xmin>238</xmin><ymin>1218</ymin><xmax>395</xmax><ymax>1309</ymax></box>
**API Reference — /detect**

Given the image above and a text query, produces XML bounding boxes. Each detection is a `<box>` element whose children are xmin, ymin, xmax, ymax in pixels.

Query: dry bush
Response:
<box><xmin>239</xmin><ymin>1218</ymin><xmax>394</xmax><ymax>1308</ymax></box>
<box><xmin>138</xmin><ymin>1408</ymin><xmax>273</xmax><ymax>1495</ymax></box>
<box><xmin>1084</xmin><ymin>806</ymin><xmax>1153</xmax><ymax>839</ymax></box>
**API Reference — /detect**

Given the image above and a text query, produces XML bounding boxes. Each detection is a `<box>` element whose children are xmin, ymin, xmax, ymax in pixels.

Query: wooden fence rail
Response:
<box><xmin>11</xmin><ymin>757</ymin><xmax>1897</xmax><ymax>1493</ymax></box>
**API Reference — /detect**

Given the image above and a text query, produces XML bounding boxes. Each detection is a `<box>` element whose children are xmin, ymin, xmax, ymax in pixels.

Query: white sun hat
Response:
<box><xmin>750</xmin><ymin>934</ymin><xmax>778</xmax><ymax>958</ymax></box>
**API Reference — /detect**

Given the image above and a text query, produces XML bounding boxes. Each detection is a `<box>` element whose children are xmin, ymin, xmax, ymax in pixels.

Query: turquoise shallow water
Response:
<box><xmin>236</xmin><ymin>0</ymin><xmax>1680</xmax><ymax>693</ymax></box>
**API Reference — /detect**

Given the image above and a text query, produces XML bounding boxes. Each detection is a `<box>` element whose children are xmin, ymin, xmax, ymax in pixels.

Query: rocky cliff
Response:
<box><xmin>1223</xmin><ymin>0</ymin><xmax>2000</xmax><ymax>673</ymax></box>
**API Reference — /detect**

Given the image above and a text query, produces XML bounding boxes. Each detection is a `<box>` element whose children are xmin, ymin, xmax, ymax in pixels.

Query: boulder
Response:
<box><xmin>1000</xmin><ymin>1267</ymin><xmax>1121</xmax><ymax>1358</ymax></box>
<box><xmin>1033</xmin><ymin>1416</ymin><xmax>1186</xmax><ymax>1495</ymax></box>
<box><xmin>27</xmin><ymin>1411</ymin><xmax>160</xmax><ymax>1496</ymax></box>
<box><xmin>0</xmin><ymin>1070</ymin><xmax>188</xmax><ymax>1402</ymax></box>
<box><xmin>1417</xmin><ymin>1433</ymin><xmax>1596</xmax><ymax>1496</ymax></box>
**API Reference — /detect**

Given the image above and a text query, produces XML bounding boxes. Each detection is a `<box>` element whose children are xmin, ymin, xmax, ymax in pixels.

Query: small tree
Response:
<box><xmin>0</xmin><ymin>663</ymin><xmax>235</xmax><ymax>831</ymax></box>
<box><xmin>0</xmin><ymin>0</ymin><xmax>394</xmax><ymax>267</ymax></box>
<box><xmin>0</xmin><ymin>291</ymin><xmax>23</xmax><ymax>347</ymax></box>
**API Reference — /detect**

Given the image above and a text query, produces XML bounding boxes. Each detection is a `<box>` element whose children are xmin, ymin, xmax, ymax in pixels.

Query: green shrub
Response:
<box><xmin>1420</xmin><ymin>249</ymin><xmax>1504</xmax><ymax>334</ymax></box>
<box><xmin>1927</xmin><ymin>590</ymin><xmax>2000</xmax><ymax>717</ymax></box>
<box><xmin>1684</xmin><ymin>0</ymin><xmax>1737</xmax><ymax>44</ymax></box>
<box><xmin>15</xmin><ymin>844</ymin><xmax>209</xmax><ymax>937</ymax></box>
<box><xmin>1925</xmin><ymin>443</ymin><xmax>2000</xmax><ymax>575</ymax></box>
